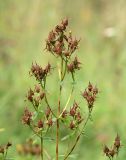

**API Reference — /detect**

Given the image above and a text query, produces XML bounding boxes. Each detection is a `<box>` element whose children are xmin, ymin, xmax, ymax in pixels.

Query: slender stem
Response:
<box><xmin>40</xmin><ymin>131</ymin><xmax>43</xmax><ymax>160</ymax></box>
<box><xmin>3</xmin><ymin>149</ymin><xmax>8</xmax><ymax>160</ymax></box>
<box><xmin>56</xmin><ymin>57</ymin><xmax>64</xmax><ymax>160</ymax></box>
<box><xmin>56</xmin><ymin>99</ymin><xmax>60</xmax><ymax>160</ymax></box>
<box><xmin>29</xmin><ymin>125</ymin><xmax>41</xmax><ymax>138</ymax></box>
<box><xmin>56</xmin><ymin>119</ymin><xmax>59</xmax><ymax>160</ymax></box>
<box><xmin>64</xmin><ymin>112</ymin><xmax>91</xmax><ymax>160</ymax></box>
<box><xmin>44</xmin><ymin>148</ymin><xmax>51</xmax><ymax>160</ymax></box>
<box><xmin>45</xmin><ymin>95</ymin><xmax>57</xmax><ymax>118</ymax></box>
<box><xmin>61</xmin><ymin>59</ymin><xmax>67</xmax><ymax>81</ymax></box>
<box><xmin>59</xmin><ymin>84</ymin><xmax>74</xmax><ymax>118</ymax></box>
<box><xmin>40</xmin><ymin>82</ymin><xmax>56</xmax><ymax>118</ymax></box>
<box><xmin>61</xmin><ymin>57</ymin><xmax>63</xmax><ymax>79</ymax></box>
<box><xmin>32</xmin><ymin>102</ymin><xmax>37</xmax><ymax>111</ymax></box>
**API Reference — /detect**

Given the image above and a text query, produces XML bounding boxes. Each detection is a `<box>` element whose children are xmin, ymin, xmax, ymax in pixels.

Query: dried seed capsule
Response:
<box><xmin>69</xmin><ymin>121</ymin><xmax>75</xmax><ymax>130</ymax></box>
<box><xmin>40</xmin><ymin>92</ymin><xmax>45</xmax><ymax>100</ymax></box>
<box><xmin>38</xmin><ymin>120</ymin><xmax>44</xmax><ymax>128</ymax></box>
<box><xmin>34</xmin><ymin>85</ymin><xmax>40</xmax><ymax>93</ymax></box>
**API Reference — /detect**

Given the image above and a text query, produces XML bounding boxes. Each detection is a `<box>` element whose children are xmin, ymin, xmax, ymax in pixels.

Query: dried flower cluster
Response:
<box><xmin>30</xmin><ymin>62</ymin><xmax>51</xmax><ymax>83</ymax></box>
<box><xmin>67</xmin><ymin>56</ymin><xmax>81</xmax><ymax>74</ymax></box>
<box><xmin>22</xmin><ymin>108</ymin><xmax>33</xmax><ymax>125</ymax></box>
<box><xmin>0</xmin><ymin>142</ymin><xmax>12</xmax><ymax>159</ymax></box>
<box><xmin>45</xmin><ymin>18</ymin><xmax>81</xmax><ymax>81</ymax></box>
<box><xmin>17</xmin><ymin>139</ymin><xmax>41</xmax><ymax>156</ymax></box>
<box><xmin>21</xmin><ymin>18</ymin><xmax>123</xmax><ymax>160</ymax></box>
<box><xmin>22</xmin><ymin>18</ymin><xmax>101</xmax><ymax>160</ymax></box>
<box><xmin>22</xmin><ymin>107</ymin><xmax>54</xmax><ymax>129</ymax></box>
<box><xmin>45</xmin><ymin>18</ymin><xmax>80</xmax><ymax>58</ymax></box>
<box><xmin>26</xmin><ymin>85</ymin><xmax>45</xmax><ymax>109</ymax></box>
<box><xmin>61</xmin><ymin>101</ymin><xmax>83</xmax><ymax>130</ymax></box>
<box><xmin>103</xmin><ymin>134</ymin><xmax>121</xmax><ymax>159</ymax></box>
<box><xmin>82</xmin><ymin>82</ymin><xmax>98</xmax><ymax>112</ymax></box>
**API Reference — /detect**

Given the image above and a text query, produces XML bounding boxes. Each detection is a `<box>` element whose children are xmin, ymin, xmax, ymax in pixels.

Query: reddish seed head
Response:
<box><xmin>70</xmin><ymin>107</ymin><xmax>76</xmax><ymax>117</ymax></box>
<box><xmin>61</xmin><ymin>110</ymin><xmax>67</xmax><ymax>118</ymax></box>
<box><xmin>82</xmin><ymin>83</ymin><xmax>98</xmax><ymax>110</ymax></box>
<box><xmin>0</xmin><ymin>146</ymin><xmax>4</xmax><ymax>154</ymax></box>
<box><xmin>27</xmin><ymin>88</ymin><xmax>34</xmax><ymax>102</ymax></box>
<box><xmin>82</xmin><ymin>90</ymin><xmax>88</xmax><ymax>99</ymax></box>
<box><xmin>93</xmin><ymin>86</ymin><xmax>98</xmax><ymax>95</ymax></box>
<box><xmin>88</xmin><ymin>82</ymin><xmax>93</xmax><ymax>92</ymax></box>
<box><xmin>22</xmin><ymin>108</ymin><xmax>33</xmax><ymax>125</ymax></box>
<box><xmin>114</xmin><ymin>134</ymin><xmax>121</xmax><ymax>149</ymax></box>
<box><xmin>34</xmin><ymin>97</ymin><xmax>40</xmax><ymax>107</ymax></box>
<box><xmin>103</xmin><ymin>145</ymin><xmax>110</xmax><ymax>156</ymax></box>
<box><xmin>109</xmin><ymin>149</ymin><xmax>116</xmax><ymax>157</ymax></box>
<box><xmin>73</xmin><ymin>101</ymin><xmax>79</xmax><ymax>110</ymax></box>
<box><xmin>75</xmin><ymin>112</ymin><xmax>83</xmax><ymax>124</ymax></box>
<box><xmin>38</xmin><ymin>120</ymin><xmax>43</xmax><ymax>128</ymax></box>
<box><xmin>69</xmin><ymin>121</ymin><xmax>75</xmax><ymax>130</ymax></box>
<box><xmin>34</xmin><ymin>84</ymin><xmax>40</xmax><ymax>93</ymax></box>
<box><xmin>44</xmin><ymin>63</ymin><xmax>51</xmax><ymax>74</ymax></box>
<box><xmin>48</xmin><ymin>30</ymin><xmax>56</xmax><ymax>42</ymax></box>
<box><xmin>47</xmin><ymin>119</ymin><xmax>53</xmax><ymax>127</ymax></box>
<box><xmin>45</xmin><ymin>107</ymin><xmax>51</xmax><ymax>119</ymax></box>
<box><xmin>62</xmin><ymin>18</ymin><xmax>68</xmax><ymax>27</ymax></box>
<box><xmin>6</xmin><ymin>142</ymin><xmax>12</xmax><ymax>149</ymax></box>
<box><xmin>40</xmin><ymin>92</ymin><xmax>45</xmax><ymax>100</ymax></box>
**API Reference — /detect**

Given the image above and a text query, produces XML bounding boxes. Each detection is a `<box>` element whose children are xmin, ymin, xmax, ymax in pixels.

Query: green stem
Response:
<box><xmin>40</xmin><ymin>82</ymin><xmax>56</xmax><ymax>118</ymax></box>
<box><xmin>56</xmin><ymin>118</ymin><xmax>59</xmax><ymax>160</ymax></box>
<box><xmin>40</xmin><ymin>131</ymin><xmax>43</xmax><ymax>160</ymax></box>
<box><xmin>59</xmin><ymin>84</ymin><xmax>74</xmax><ymax>118</ymax></box>
<box><xmin>29</xmin><ymin>125</ymin><xmax>41</xmax><ymax>138</ymax></box>
<box><xmin>64</xmin><ymin>112</ymin><xmax>91</xmax><ymax>160</ymax></box>
<box><xmin>3</xmin><ymin>149</ymin><xmax>8</xmax><ymax>160</ymax></box>
<box><xmin>61</xmin><ymin>59</ymin><xmax>67</xmax><ymax>81</ymax></box>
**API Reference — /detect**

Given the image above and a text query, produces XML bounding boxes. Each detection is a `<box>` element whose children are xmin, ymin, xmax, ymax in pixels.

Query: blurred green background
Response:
<box><xmin>0</xmin><ymin>0</ymin><xmax>126</xmax><ymax>159</ymax></box>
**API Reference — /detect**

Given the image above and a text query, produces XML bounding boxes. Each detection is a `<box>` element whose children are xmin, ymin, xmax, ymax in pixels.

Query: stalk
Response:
<box><xmin>64</xmin><ymin>112</ymin><xmax>91</xmax><ymax>160</ymax></box>
<box><xmin>40</xmin><ymin>131</ymin><xmax>43</xmax><ymax>160</ymax></box>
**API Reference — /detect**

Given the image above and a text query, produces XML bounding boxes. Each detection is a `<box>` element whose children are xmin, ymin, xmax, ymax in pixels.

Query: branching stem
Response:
<box><xmin>64</xmin><ymin>112</ymin><xmax>91</xmax><ymax>160</ymax></box>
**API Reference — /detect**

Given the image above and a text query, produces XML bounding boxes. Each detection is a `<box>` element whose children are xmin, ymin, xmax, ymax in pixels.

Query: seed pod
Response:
<box><xmin>103</xmin><ymin>145</ymin><xmax>110</xmax><ymax>157</ymax></box>
<box><xmin>40</xmin><ymin>92</ymin><xmax>45</xmax><ymax>100</ymax></box>
<box><xmin>38</xmin><ymin>120</ymin><xmax>44</xmax><ymax>128</ymax></box>
<box><xmin>88</xmin><ymin>82</ymin><xmax>93</xmax><ymax>92</ymax></box>
<box><xmin>45</xmin><ymin>107</ymin><xmax>51</xmax><ymax>119</ymax></box>
<box><xmin>61</xmin><ymin>110</ymin><xmax>67</xmax><ymax>118</ymax></box>
<box><xmin>69</xmin><ymin>121</ymin><xmax>75</xmax><ymax>130</ymax></box>
<box><xmin>34</xmin><ymin>85</ymin><xmax>40</xmax><ymax>93</ymax></box>
<box><xmin>6</xmin><ymin>142</ymin><xmax>12</xmax><ymax>149</ymax></box>
<box><xmin>0</xmin><ymin>146</ymin><xmax>4</xmax><ymax>154</ymax></box>
<box><xmin>47</xmin><ymin>119</ymin><xmax>53</xmax><ymax>127</ymax></box>
<box><xmin>114</xmin><ymin>134</ymin><xmax>121</xmax><ymax>151</ymax></box>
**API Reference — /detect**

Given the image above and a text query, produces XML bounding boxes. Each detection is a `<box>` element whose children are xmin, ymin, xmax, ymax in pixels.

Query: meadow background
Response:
<box><xmin>0</xmin><ymin>0</ymin><xmax>126</xmax><ymax>159</ymax></box>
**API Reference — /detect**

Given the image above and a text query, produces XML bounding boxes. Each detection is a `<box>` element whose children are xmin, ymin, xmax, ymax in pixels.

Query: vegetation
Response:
<box><xmin>0</xmin><ymin>1</ymin><xmax>126</xmax><ymax>159</ymax></box>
